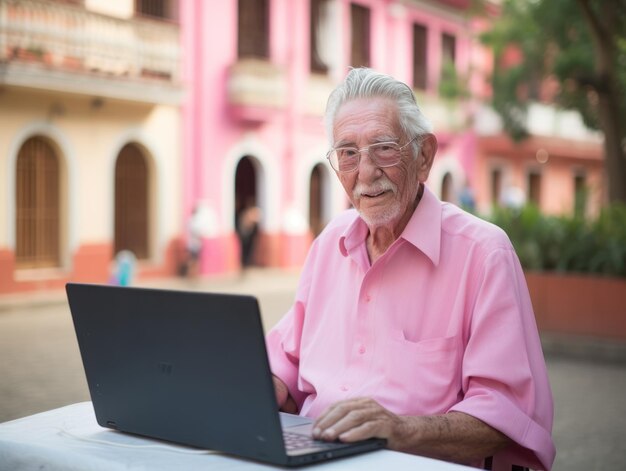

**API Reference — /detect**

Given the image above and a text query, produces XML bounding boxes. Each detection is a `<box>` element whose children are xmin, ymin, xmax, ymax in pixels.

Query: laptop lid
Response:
<box><xmin>66</xmin><ymin>283</ymin><xmax>385</xmax><ymax>466</ymax></box>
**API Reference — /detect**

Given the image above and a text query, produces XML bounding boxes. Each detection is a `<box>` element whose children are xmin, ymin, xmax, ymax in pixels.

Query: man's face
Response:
<box><xmin>332</xmin><ymin>97</ymin><xmax>422</xmax><ymax>232</ymax></box>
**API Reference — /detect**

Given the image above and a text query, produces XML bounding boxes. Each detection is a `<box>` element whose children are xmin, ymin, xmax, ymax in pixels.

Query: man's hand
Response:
<box><xmin>312</xmin><ymin>398</ymin><xmax>409</xmax><ymax>448</ymax></box>
<box><xmin>272</xmin><ymin>375</ymin><xmax>298</xmax><ymax>414</ymax></box>
<box><xmin>311</xmin><ymin>397</ymin><xmax>511</xmax><ymax>465</ymax></box>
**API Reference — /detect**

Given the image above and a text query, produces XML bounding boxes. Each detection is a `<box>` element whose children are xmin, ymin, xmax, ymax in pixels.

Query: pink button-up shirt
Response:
<box><xmin>266</xmin><ymin>186</ymin><xmax>555</xmax><ymax>470</ymax></box>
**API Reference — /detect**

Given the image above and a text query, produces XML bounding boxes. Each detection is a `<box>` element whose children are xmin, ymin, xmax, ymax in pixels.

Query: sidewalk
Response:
<box><xmin>0</xmin><ymin>268</ymin><xmax>301</xmax><ymax>313</ymax></box>
<box><xmin>2</xmin><ymin>267</ymin><xmax>625</xmax><ymax>363</ymax></box>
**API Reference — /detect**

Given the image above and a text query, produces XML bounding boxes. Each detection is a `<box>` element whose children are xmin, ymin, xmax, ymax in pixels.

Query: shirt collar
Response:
<box><xmin>339</xmin><ymin>212</ymin><xmax>369</xmax><ymax>256</ymax></box>
<box><xmin>338</xmin><ymin>185</ymin><xmax>442</xmax><ymax>266</ymax></box>
<box><xmin>402</xmin><ymin>185</ymin><xmax>441</xmax><ymax>266</ymax></box>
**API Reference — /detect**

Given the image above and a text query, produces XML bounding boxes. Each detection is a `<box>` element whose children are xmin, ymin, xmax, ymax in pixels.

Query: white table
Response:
<box><xmin>0</xmin><ymin>402</ymin><xmax>474</xmax><ymax>470</ymax></box>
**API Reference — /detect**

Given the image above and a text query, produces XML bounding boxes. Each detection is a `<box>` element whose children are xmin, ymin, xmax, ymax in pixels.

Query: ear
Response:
<box><xmin>417</xmin><ymin>133</ymin><xmax>438</xmax><ymax>182</ymax></box>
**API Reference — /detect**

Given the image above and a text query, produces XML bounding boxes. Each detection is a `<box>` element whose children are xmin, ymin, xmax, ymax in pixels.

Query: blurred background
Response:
<box><xmin>0</xmin><ymin>0</ymin><xmax>625</xmax><ymax>470</ymax></box>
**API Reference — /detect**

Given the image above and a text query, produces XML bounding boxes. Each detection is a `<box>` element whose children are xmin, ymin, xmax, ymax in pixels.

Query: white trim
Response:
<box><xmin>6</xmin><ymin>121</ymin><xmax>77</xmax><ymax>269</ymax></box>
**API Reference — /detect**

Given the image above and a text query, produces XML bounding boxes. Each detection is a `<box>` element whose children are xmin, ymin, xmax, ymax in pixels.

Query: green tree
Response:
<box><xmin>481</xmin><ymin>0</ymin><xmax>626</xmax><ymax>203</ymax></box>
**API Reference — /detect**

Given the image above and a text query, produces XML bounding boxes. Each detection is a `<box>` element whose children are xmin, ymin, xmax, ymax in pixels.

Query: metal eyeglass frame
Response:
<box><xmin>326</xmin><ymin>137</ymin><xmax>418</xmax><ymax>173</ymax></box>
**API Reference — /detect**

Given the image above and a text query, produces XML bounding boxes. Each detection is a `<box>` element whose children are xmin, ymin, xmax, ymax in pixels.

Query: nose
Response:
<box><xmin>356</xmin><ymin>150</ymin><xmax>383</xmax><ymax>182</ymax></box>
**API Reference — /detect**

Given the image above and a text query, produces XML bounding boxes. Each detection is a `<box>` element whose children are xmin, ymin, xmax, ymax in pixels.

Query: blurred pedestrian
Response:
<box><xmin>180</xmin><ymin>203</ymin><xmax>213</xmax><ymax>278</ymax></box>
<box><xmin>183</xmin><ymin>206</ymin><xmax>203</xmax><ymax>278</ymax></box>
<box><xmin>236</xmin><ymin>201</ymin><xmax>261</xmax><ymax>270</ymax></box>
<box><xmin>459</xmin><ymin>181</ymin><xmax>476</xmax><ymax>212</ymax></box>
<box><xmin>109</xmin><ymin>250</ymin><xmax>136</xmax><ymax>286</ymax></box>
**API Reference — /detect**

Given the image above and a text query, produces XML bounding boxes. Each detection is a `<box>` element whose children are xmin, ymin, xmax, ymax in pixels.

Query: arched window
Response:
<box><xmin>413</xmin><ymin>23</ymin><xmax>428</xmax><ymax>90</ymax></box>
<box><xmin>114</xmin><ymin>144</ymin><xmax>149</xmax><ymax>260</ymax></box>
<box><xmin>15</xmin><ymin>137</ymin><xmax>61</xmax><ymax>268</ymax></box>
<box><xmin>350</xmin><ymin>3</ymin><xmax>370</xmax><ymax>67</ymax></box>
<box><xmin>238</xmin><ymin>0</ymin><xmax>269</xmax><ymax>59</ymax></box>
<box><xmin>309</xmin><ymin>163</ymin><xmax>330</xmax><ymax>237</ymax></box>
<box><xmin>310</xmin><ymin>0</ymin><xmax>331</xmax><ymax>74</ymax></box>
<box><xmin>234</xmin><ymin>156</ymin><xmax>257</xmax><ymax>222</ymax></box>
<box><xmin>527</xmin><ymin>169</ymin><xmax>542</xmax><ymax>207</ymax></box>
<box><xmin>490</xmin><ymin>167</ymin><xmax>503</xmax><ymax>207</ymax></box>
<box><xmin>441</xmin><ymin>172</ymin><xmax>453</xmax><ymax>202</ymax></box>
<box><xmin>234</xmin><ymin>156</ymin><xmax>260</xmax><ymax>267</ymax></box>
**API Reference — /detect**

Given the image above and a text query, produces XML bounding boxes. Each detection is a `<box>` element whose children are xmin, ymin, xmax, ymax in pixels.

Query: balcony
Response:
<box><xmin>414</xmin><ymin>91</ymin><xmax>470</xmax><ymax>133</ymax></box>
<box><xmin>0</xmin><ymin>0</ymin><xmax>182</xmax><ymax>105</ymax></box>
<box><xmin>303</xmin><ymin>73</ymin><xmax>334</xmax><ymax>116</ymax></box>
<box><xmin>226</xmin><ymin>58</ymin><xmax>287</xmax><ymax>123</ymax></box>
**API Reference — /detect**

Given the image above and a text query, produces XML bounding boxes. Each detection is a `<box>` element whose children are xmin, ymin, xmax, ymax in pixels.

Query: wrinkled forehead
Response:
<box><xmin>332</xmin><ymin>97</ymin><xmax>403</xmax><ymax>143</ymax></box>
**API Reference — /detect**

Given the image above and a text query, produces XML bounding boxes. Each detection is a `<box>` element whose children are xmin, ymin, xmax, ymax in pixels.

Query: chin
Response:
<box><xmin>358</xmin><ymin>205</ymin><xmax>402</xmax><ymax>229</ymax></box>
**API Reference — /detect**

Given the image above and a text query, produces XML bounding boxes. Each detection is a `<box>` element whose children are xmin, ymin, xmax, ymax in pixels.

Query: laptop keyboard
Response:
<box><xmin>283</xmin><ymin>431</ymin><xmax>341</xmax><ymax>451</ymax></box>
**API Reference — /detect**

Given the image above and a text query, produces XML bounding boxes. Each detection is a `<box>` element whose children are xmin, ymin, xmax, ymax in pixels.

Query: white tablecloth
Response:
<box><xmin>0</xmin><ymin>402</ymin><xmax>474</xmax><ymax>470</ymax></box>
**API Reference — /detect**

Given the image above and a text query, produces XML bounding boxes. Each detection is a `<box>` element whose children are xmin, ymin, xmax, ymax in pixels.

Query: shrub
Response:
<box><xmin>488</xmin><ymin>203</ymin><xmax>626</xmax><ymax>278</ymax></box>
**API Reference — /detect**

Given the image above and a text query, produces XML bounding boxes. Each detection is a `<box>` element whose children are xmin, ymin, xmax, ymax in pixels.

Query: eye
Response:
<box><xmin>337</xmin><ymin>148</ymin><xmax>358</xmax><ymax>158</ymax></box>
<box><xmin>373</xmin><ymin>143</ymin><xmax>399</xmax><ymax>156</ymax></box>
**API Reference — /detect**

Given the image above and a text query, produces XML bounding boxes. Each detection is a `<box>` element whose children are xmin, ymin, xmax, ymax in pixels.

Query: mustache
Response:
<box><xmin>353</xmin><ymin>179</ymin><xmax>397</xmax><ymax>199</ymax></box>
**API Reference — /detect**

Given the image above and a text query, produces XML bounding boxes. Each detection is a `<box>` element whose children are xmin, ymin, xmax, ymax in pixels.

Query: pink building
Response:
<box><xmin>0</xmin><ymin>0</ymin><xmax>604</xmax><ymax>294</ymax></box>
<box><xmin>181</xmin><ymin>0</ymin><xmax>498</xmax><ymax>275</ymax></box>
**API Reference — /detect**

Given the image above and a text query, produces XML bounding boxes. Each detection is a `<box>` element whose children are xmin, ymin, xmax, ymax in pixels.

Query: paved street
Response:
<box><xmin>0</xmin><ymin>269</ymin><xmax>301</xmax><ymax>423</ymax></box>
<box><xmin>1</xmin><ymin>269</ymin><xmax>625</xmax><ymax>471</ymax></box>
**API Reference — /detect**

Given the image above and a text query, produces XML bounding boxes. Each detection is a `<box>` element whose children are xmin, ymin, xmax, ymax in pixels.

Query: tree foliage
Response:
<box><xmin>480</xmin><ymin>0</ymin><xmax>626</xmax><ymax>202</ymax></box>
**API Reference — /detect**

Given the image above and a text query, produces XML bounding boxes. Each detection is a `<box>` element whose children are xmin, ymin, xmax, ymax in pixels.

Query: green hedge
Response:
<box><xmin>488</xmin><ymin>204</ymin><xmax>626</xmax><ymax>278</ymax></box>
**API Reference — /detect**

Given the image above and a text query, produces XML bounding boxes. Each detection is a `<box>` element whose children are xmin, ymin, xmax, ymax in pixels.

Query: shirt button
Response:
<box><xmin>365</xmin><ymin>294</ymin><xmax>371</xmax><ymax>302</ymax></box>
<box><xmin>358</xmin><ymin>345</ymin><xmax>366</xmax><ymax>354</ymax></box>
<box><xmin>340</xmin><ymin>385</ymin><xmax>349</xmax><ymax>392</ymax></box>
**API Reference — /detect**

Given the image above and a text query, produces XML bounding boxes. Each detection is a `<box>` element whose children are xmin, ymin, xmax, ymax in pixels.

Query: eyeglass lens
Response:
<box><xmin>331</xmin><ymin>142</ymin><xmax>403</xmax><ymax>172</ymax></box>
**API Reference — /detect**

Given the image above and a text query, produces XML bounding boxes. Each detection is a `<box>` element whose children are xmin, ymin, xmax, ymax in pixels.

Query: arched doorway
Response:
<box><xmin>441</xmin><ymin>172</ymin><xmax>453</xmax><ymax>203</ymax></box>
<box><xmin>114</xmin><ymin>143</ymin><xmax>150</xmax><ymax>260</ymax></box>
<box><xmin>15</xmin><ymin>136</ymin><xmax>61</xmax><ymax>268</ymax></box>
<box><xmin>309</xmin><ymin>163</ymin><xmax>329</xmax><ymax>237</ymax></box>
<box><xmin>234</xmin><ymin>156</ymin><xmax>260</xmax><ymax>267</ymax></box>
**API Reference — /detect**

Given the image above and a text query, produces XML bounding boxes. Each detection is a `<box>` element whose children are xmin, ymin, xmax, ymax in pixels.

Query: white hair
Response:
<box><xmin>324</xmin><ymin>68</ymin><xmax>433</xmax><ymax>156</ymax></box>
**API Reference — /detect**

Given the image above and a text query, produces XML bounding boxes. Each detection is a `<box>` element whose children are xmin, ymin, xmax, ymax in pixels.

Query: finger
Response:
<box><xmin>312</xmin><ymin>403</ymin><xmax>350</xmax><ymax>439</ymax></box>
<box><xmin>316</xmin><ymin>402</ymin><xmax>379</xmax><ymax>441</ymax></box>
<box><xmin>337</xmin><ymin>419</ymin><xmax>382</xmax><ymax>442</ymax></box>
<box><xmin>322</xmin><ymin>408</ymin><xmax>372</xmax><ymax>441</ymax></box>
<box><xmin>312</xmin><ymin>398</ymin><xmax>371</xmax><ymax>437</ymax></box>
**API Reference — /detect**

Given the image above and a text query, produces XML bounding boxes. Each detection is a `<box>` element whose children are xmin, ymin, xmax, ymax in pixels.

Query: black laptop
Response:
<box><xmin>66</xmin><ymin>283</ymin><xmax>386</xmax><ymax>466</ymax></box>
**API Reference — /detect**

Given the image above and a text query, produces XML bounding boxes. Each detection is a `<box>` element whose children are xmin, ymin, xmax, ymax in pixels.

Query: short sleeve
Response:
<box><xmin>449</xmin><ymin>247</ymin><xmax>555</xmax><ymax>471</ymax></box>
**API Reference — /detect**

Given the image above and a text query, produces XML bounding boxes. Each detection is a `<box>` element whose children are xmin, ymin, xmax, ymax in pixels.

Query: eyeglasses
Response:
<box><xmin>326</xmin><ymin>137</ymin><xmax>417</xmax><ymax>173</ymax></box>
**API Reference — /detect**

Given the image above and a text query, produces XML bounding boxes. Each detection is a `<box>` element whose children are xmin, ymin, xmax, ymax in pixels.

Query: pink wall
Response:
<box><xmin>178</xmin><ymin>0</ymin><xmax>488</xmax><ymax>274</ymax></box>
<box><xmin>181</xmin><ymin>0</ymin><xmax>316</xmax><ymax>274</ymax></box>
<box><xmin>178</xmin><ymin>0</ymin><xmax>603</xmax><ymax>277</ymax></box>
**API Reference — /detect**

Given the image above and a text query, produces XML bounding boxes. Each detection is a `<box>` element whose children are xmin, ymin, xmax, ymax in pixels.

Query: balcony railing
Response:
<box><xmin>226</xmin><ymin>58</ymin><xmax>288</xmax><ymax>122</ymax></box>
<box><xmin>0</xmin><ymin>0</ymin><xmax>182</xmax><ymax>104</ymax></box>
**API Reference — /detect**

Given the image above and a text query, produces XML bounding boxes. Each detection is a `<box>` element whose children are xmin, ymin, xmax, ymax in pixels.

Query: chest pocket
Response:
<box><xmin>377</xmin><ymin>330</ymin><xmax>462</xmax><ymax>415</ymax></box>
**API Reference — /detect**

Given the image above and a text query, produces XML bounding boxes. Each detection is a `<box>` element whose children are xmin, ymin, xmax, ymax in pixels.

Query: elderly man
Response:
<box><xmin>266</xmin><ymin>68</ymin><xmax>555</xmax><ymax>471</ymax></box>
